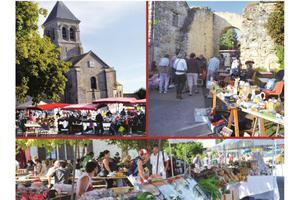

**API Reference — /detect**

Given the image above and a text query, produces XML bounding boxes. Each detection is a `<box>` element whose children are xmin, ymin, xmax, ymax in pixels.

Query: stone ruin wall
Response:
<box><xmin>239</xmin><ymin>2</ymin><xmax>278</xmax><ymax>70</ymax></box>
<box><xmin>152</xmin><ymin>1</ymin><xmax>189</xmax><ymax>64</ymax></box>
<box><xmin>186</xmin><ymin>7</ymin><xmax>215</xmax><ymax>59</ymax></box>
<box><xmin>152</xmin><ymin>1</ymin><xmax>279</xmax><ymax>70</ymax></box>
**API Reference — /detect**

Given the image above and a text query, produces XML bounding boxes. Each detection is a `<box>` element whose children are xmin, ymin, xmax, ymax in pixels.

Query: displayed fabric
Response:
<box><xmin>229</xmin><ymin>176</ymin><xmax>279</xmax><ymax>200</ymax></box>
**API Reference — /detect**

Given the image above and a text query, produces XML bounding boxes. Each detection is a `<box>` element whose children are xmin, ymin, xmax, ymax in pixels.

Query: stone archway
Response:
<box><xmin>185</xmin><ymin>9</ymin><xmax>242</xmax><ymax>59</ymax></box>
<box><xmin>213</xmin><ymin>12</ymin><xmax>242</xmax><ymax>55</ymax></box>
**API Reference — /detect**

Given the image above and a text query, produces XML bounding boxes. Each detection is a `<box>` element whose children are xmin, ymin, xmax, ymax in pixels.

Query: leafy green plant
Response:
<box><xmin>266</xmin><ymin>2</ymin><xmax>284</xmax><ymax>70</ymax></box>
<box><xmin>136</xmin><ymin>192</ymin><xmax>156</xmax><ymax>200</ymax></box>
<box><xmin>198</xmin><ymin>176</ymin><xmax>222</xmax><ymax>200</ymax></box>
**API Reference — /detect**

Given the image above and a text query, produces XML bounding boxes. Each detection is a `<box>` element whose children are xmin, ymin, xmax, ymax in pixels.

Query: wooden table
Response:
<box><xmin>212</xmin><ymin>92</ymin><xmax>240</xmax><ymax>137</ymax></box>
<box><xmin>241</xmin><ymin>108</ymin><xmax>284</xmax><ymax>137</ymax></box>
<box><xmin>92</xmin><ymin>176</ymin><xmax>131</xmax><ymax>188</ymax></box>
<box><xmin>16</xmin><ymin>176</ymin><xmax>48</xmax><ymax>183</ymax></box>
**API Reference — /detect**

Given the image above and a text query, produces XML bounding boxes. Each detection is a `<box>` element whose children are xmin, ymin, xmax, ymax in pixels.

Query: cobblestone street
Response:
<box><xmin>149</xmin><ymin>86</ymin><xmax>212</xmax><ymax>136</ymax></box>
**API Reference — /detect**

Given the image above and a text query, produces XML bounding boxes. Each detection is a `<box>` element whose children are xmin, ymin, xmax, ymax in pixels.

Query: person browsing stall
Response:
<box><xmin>127</xmin><ymin>149</ymin><xmax>149</xmax><ymax>184</ymax></box>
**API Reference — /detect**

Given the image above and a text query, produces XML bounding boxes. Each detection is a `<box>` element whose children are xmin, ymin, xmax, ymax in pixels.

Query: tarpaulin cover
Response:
<box><xmin>62</xmin><ymin>103</ymin><xmax>99</xmax><ymax>111</ymax></box>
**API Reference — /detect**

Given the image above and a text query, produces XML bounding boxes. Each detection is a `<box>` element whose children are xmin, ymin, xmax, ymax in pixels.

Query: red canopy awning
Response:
<box><xmin>93</xmin><ymin>97</ymin><xmax>137</xmax><ymax>105</ymax></box>
<box><xmin>129</xmin><ymin>99</ymin><xmax>146</xmax><ymax>105</ymax></box>
<box><xmin>62</xmin><ymin>103</ymin><xmax>100</xmax><ymax>111</ymax></box>
<box><xmin>29</xmin><ymin>103</ymin><xmax>71</xmax><ymax>111</ymax></box>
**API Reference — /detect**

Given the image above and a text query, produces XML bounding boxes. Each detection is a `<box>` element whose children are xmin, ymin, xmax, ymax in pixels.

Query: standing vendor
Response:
<box><xmin>127</xmin><ymin>149</ymin><xmax>149</xmax><ymax>184</ymax></box>
<box><xmin>150</xmin><ymin>145</ymin><xmax>169</xmax><ymax>179</ymax></box>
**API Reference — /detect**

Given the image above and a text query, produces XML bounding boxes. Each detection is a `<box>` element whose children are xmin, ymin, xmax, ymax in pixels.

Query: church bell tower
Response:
<box><xmin>43</xmin><ymin>1</ymin><xmax>83</xmax><ymax>60</ymax></box>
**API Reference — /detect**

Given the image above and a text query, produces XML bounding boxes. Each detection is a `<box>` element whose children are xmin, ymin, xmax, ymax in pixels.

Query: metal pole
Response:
<box><xmin>71</xmin><ymin>140</ymin><xmax>78</xmax><ymax>200</ymax></box>
<box><xmin>156</xmin><ymin>140</ymin><xmax>161</xmax><ymax>175</ymax></box>
<box><xmin>64</xmin><ymin>142</ymin><xmax>68</xmax><ymax>160</ymax></box>
<box><xmin>168</xmin><ymin>141</ymin><xmax>174</xmax><ymax>177</ymax></box>
<box><xmin>272</xmin><ymin>139</ymin><xmax>277</xmax><ymax>176</ymax></box>
<box><xmin>184</xmin><ymin>143</ymin><xmax>187</xmax><ymax>174</ymax></box>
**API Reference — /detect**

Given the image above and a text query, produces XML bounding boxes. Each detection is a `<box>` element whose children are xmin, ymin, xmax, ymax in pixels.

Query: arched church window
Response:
<box><xmin>91</xmin><ymin>77</ymin><xmax>97</xmax><ymax>89</ymax></box>
<box><xmin>62</xmin><ymin>27</ymin><xmax>67</xmax><ymax>40</ymax></box>
<box><xmin>172</xmin><ymin>12</ymin><xmax>178</xmax><ymax>27</ymax></box>
<box><xmin>70</xmin><ymin>28</ymin><xmax>75</xmax><ymax>41</ymax></box>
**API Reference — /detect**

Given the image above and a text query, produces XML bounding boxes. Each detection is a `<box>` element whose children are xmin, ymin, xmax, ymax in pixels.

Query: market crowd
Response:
<box><xmin>16</xmin><ymin>145</ymin><xmax>189</xmax><ymax>198</ymax></box>
<box><xmin>16</xmin><ymin>107</ymin><xmax>146</xmax><ymax>135</ymax></box>
<box><xmin>149</xmin><ymin>50</ymin><xmax>254</xmax><ymax>99</ymax></box>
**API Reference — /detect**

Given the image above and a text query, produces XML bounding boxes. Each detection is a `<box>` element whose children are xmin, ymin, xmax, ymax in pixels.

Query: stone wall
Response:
<box><xmin>151</xmin><ymin>1</ymin><xmax>279</xmax><ymax>70</ymax></box>
<box><xmin>186</xmin><ymin>7</ymin><xmax>214</xmax><ymax>59</ymax></box>
<box><xmin>239</xmin><ymin>2</ymin><xmax>278</xmax><ymax>69</ymax></box>
<box><xmin>152</xmin><ymin>1</ymin><xmax>189</xmax><ymax>64</ymax></box>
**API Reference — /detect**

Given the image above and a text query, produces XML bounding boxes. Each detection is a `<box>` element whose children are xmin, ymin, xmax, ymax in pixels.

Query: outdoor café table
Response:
<box><xmin>212</xmin><ymin>92</ymin><xmax>240</xmax><ymax>137</ymax></box>
<box><xmin>241</xmin><ymin>108</ymin><xmax>284</xmax><ymax>137</ymax></box>
<box><xmin>92</xmin><ymin>176</ymin><xmax>130</xmax><ymax>188</ymax></box>
<box><xmin>16</xmin><ymin>176</ymin><xmax>48</xmax><ymax>184</ymax></box>
<box><xmin>227</xmin><ymin>176</ymin><xmax>279</xmax><ymax>200</ymax></box>
<box><xmin>24</xmin><ymin>123</ymin><xmax>41</xmax><ymax>137</ymax></box>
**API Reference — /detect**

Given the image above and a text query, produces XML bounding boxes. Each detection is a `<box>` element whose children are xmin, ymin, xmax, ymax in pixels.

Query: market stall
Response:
<box><xmin>206</xmin><ymin>139</ymin><xmax>284</xmax><ymax>200</ymax></box>
<box><xmin>210</xmin><ymin>79</ymin><xmax>284</xmax><ymax>137</ymax></box>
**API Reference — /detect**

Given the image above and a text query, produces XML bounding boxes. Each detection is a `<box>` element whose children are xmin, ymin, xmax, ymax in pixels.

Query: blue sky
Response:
<box><xmin>187</xmin><ymin>1</ymin><xmax>252</xmax><ymax>14</ymax></box>
<box><xmin>37</xmin><ymin>1</ymin><xmax>146</xmax><ymax>93</ymax></box>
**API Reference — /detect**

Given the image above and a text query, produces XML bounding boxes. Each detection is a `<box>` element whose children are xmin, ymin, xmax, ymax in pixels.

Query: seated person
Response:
<box><xmin>243</xmin><ymin>60</ymin><xmax>255</xmax><ymax>80</ymax></box>
<box><xmin>76</xmin><ymin>161</ymin><xmax>98</xmax><ymax>198</ymax></box>
<box><xmin>48</xmin><ymin>160</ymin><xmax>70</xmax><ymax>187</ymax></box>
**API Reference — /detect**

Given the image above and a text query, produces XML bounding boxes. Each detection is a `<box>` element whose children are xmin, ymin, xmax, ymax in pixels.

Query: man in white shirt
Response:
<box><xmin>173</xmin><ymin>52</ymin><xmax>188</xmax><ymax>99</ymax></box>
<box><xmin>158</xmin><ymin>54</ymin><xmax>171</xmax><ymax>93</ymax></box>
<box><xmin>150</xmin><ymin>146</ymin><xmax>169</xmax><ymax>179</ymax></box>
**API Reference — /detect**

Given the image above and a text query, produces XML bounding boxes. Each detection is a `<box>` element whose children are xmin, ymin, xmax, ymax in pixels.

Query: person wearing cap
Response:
<box><xmin>158</xmin><ymin>54</ymin><xmax>171</xmax><ymax>93</ymax></box>
<box><xmin>127</xmin><ymin>149</ymin><xmax>149</xmax><ymax>184</ymax></box>
<box><xmin>173</xmin><ymin>51</ymin><xmax>188</xmax><ymax>99</ymax></box>
<box><xmin>113</xmin><ymin>152</ymin><xmax>121</xmax><ymax>164</ymax></box>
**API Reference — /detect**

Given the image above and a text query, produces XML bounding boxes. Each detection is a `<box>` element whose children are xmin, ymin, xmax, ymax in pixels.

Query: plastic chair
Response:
<box><xmin>262</xmin><ymin>81</ymin><xmax>284</xmax><ymax>98</ymax></box>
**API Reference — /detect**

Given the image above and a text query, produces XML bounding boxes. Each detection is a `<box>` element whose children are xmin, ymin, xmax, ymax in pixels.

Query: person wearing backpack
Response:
<box><xmin>173</xmin><ymin>51</ymin><xmax>187</xmax><ymax>99</ymax></box>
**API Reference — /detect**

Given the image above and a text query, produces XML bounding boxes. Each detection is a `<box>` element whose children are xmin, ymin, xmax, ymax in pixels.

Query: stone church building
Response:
<box><xmin>43</xmin><ymin>1</ymin><xmax>123</xmax><ymax>104</ymax></box>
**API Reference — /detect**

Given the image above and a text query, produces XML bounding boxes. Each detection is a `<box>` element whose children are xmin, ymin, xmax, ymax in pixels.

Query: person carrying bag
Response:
<box><xmin>173</xmin><ymin>52</ymin><xmax>187</xmax><ymax>99</ymax></box>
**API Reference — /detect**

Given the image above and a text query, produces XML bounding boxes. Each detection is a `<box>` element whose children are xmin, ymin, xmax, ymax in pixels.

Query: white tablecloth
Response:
<box><xmin>228</xmin><ymin>176</ymin><xmax>279</xmax><ymax>200</ymax></box>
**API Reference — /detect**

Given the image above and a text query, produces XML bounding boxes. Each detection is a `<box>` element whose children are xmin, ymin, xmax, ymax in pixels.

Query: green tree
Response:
<box><xmin>266</xmin><ymin>2</ymin><xmax>284</xmax><ymax>71</ymax></box>
<box><xmin>164</xmin><ymin>142</ymin><xmax>204</xmax><ymax>164</ymax></box>
<box><xmin>219</xmin><ymin>28</ymin><xmax>238</xmax><ymax>50</ymax></box>
<box><xmin>134</xmin><ymin>88</ymin><xmax>146</xmax><ymax>99</ymax></box>
<box><xmin>266</xmin><ymin>2</ymin><xmax>284</xmax><ymax>46</ymax></box>
<box><xmin>16</xmin><ymin>1</ymin><xmax>71</xmax><ymax>104</ymax></box>
<box><xmin>108</xmin><ymin>139</ymin><xmax>165</xmax><ymax>155</ymax></box>
<box><xmin>16</xmin><ymin>139</ymin><xmax>91</xmax><ymax>154</ymax></box>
